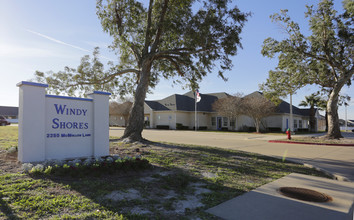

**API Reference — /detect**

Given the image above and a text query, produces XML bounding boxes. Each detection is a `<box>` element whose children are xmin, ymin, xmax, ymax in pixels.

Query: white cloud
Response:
<box><xmin>25</xmin><ymin>29</ymin><xmax>91</xmax><ymax>53</ymax></box>
<box><xmin>25</xmin><ymin>29</ymin><xmax>114</xmax><ymax>61</ymax></box>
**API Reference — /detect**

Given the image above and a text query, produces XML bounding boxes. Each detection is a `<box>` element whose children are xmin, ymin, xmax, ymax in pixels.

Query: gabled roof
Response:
<box><xmin>145</xmin><ymin>91</ymin><xmax>230</xmax><ymax>112</ymax></box>
<box><xmin>0</xmin><ymin>106</ymin><xmax>18</xmax><ymax>116</ymax></box>
<box><xmin>145</xmin><ymin>100</ymin><xmax>170</xmax><ymax>111</ymax></box>
<box><xmin>146</xmin><ymin>91</ymin><xmax>314</xmax><ymax>117</ymax></box>
<box><xmin>238</xmin><ymin>91</ymin><xmax>313</xmax><ymax>117</ymax></box>
<box><xmin>276</xmin><ymin>101</ymin><xmax>314</xmax><ymax>116</ymax></box>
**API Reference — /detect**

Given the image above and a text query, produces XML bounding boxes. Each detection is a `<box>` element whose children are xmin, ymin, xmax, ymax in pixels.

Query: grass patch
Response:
<box><xmin>0</xmin><ymin>126</ymin><xmax>331</xmax><ymax>219</ymax></box>
<box><xmin>0</xmin><ymin>126</ymin><xmax>18</xmax><ymax>150</ymax></box>
<box><xmin>199</xmin><ymin>130</ymin><xmax>285</xmax><ymax>135</ymax></box>
<box><xmin>281</xmin><ymin>136</ymin><xmax>354</xmax><ymax>145</ymax></box>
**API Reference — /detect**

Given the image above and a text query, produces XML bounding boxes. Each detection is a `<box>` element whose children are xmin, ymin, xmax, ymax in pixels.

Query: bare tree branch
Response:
<box><xmin>68</xmin><ymin>68</ymin><xmax>139</xmax><ymax>87</ymax></box>
<box><xmin>151</xmin><ymin>0</ymin><xmax>169</xmax><ymax>52</ymax></box>
<box><xmin>143</xmin><ymin>0</ymin><xmax>154</xmax><ymax>56</ymax></box>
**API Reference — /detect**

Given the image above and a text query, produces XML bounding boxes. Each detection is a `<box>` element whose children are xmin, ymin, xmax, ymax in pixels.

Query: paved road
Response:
<box><xmin>110</xmin><ymin>128</ymin><xmax>354</xmax><ymax>181</ymax></box>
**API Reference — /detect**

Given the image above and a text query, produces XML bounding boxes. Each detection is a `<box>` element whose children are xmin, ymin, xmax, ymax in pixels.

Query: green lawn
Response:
<box><xmin>0</xmin><ymin>126</ymin><xmax>331</xmax><ymax>219</ymax></box>
<box><xmin>0</xmin><ymin>126</ymin><xmax>18</xmax><ymax>150</ymax></box>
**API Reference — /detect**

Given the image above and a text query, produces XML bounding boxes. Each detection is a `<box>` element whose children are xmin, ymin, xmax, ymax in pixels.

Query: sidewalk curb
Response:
<box><xmin>268</xmin><ymin>140</ymin><xmax>354</xmax><ymax>147</ymax></box>
<box><xmin>273</xmin><ymin>156</ymin><xmax>351</xmax><ymax>182</ymax></box>
<box><xmin>206</xmin><ymin>173</ymin><xmax>354</xmax><ymax>220</ymax></box>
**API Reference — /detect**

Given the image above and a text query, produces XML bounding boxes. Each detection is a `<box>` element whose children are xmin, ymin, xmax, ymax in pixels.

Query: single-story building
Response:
<box><xmin>0</xmin><ymin>106</ymin><xmax>19</xmax><ymax>123</ymax></box>
<box><xmin>109</xmin><ymin>115</ymin><xmax>127</xmax><ymax>127</ymax></box>
<box><xmin>144</xmin><ymin>91</ymin><xmax>320</xmax><ymax>132</ymax></box>
<box><xmin>144</xmin><ymin>91</ymin><xmax>229</xmax><ymax>130</ymax></box>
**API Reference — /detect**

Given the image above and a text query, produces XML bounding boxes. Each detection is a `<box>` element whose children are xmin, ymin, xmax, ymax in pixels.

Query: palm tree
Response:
<box><xmin>299</xmin><ymin>93</ymin><xmax>326</xmax><ymax>132</ymax></box>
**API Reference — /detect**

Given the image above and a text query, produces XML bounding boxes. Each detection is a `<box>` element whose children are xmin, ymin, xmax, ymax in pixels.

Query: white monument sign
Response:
<box><xmin>17</xmin><ymin>81</ymin><xmax>110</xmax><ymax>163</ymax></box>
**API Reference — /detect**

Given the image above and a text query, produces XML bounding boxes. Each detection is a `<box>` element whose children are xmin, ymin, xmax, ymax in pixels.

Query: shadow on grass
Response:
<box><xmin>19</xmin><ymin>139</ymin><xmax>332</xmax><ymax>219</ymax></box>
<box><xmin>0</xmin><ymin>193</ymin><xmax>17</xmax><ymax>219</ymax></box>
<box><xmin>146</xmin><ymin>141</ymin><xmax>331</xmax><ymax>179</ymax></box>
<box><xmin>34</xmin><ymin>165</ymin><xmax>241</xmax><ymax>219</ymax></box>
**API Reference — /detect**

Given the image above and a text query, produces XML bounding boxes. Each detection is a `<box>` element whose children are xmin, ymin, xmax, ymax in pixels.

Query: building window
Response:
<box><xmin>144</xmin><ymin>116</ymin><xmax>150</xmax><ymax>127</ymax></box>
<box><xmin>299</xmin><ymin>120</ymin><xmax>302</xmax><ymax>128</ymax></box>
<box><xmin>211</xmin><ymin>117</ymin><xmax>216</xmax><ymax>126</ymax></box>
<box><xmin>230</xmin><ymin>119</ymin><xmax>235</xmax><ymax>127</ymax></box>
<box><xmin>294</xmin><ymin>119</ymin><xmax>298</xmax><ymax>129</ymax></box>
<box><xmin>223</xmin><ymin>117</ymin><xmax>228</xmax><ymax>127</ymax></box>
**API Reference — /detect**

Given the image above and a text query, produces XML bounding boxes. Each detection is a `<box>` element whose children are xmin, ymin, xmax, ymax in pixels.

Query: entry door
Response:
<box><xmin>217</xmin><ymin>117</ymin><xmax>222</xmax><ymax>130</ymax></box>
<box><xmin>286</xmin><ymin>119</ymin><xmax>288</xmax><ymax>130</ymax></box>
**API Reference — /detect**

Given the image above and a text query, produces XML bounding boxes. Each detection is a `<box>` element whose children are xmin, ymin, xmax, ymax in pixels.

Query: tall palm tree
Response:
<box><xmin>299</xmin><ymin>93</ymin><xmax>326</xmax><ymax>132</ymax></box>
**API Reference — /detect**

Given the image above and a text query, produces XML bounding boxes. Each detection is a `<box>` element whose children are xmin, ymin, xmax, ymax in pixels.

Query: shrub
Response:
<box><xmin>297</xmin><ymin>128</ymin><xmax>309</xmax><ymax>132</ymax></box>
<box><xmin>156</xmin><ymin>125</ymin><xmax>169</xmax><ymax>129</ymax></box>
<box><xmin>22</xmin><ymin>155</ymin><xmax>151</xmax><ymax>177</ymax></box>
<box><xmin>267</xmin><ymin>127</ymin><xmax>282</xmax><ymax>132</ymax></box>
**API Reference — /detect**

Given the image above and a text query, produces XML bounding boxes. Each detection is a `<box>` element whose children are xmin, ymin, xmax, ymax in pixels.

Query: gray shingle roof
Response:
<box><xmin>276</xmin><ymin>99</ymin><xmax>314</xmax><ymax>116</ymax></box>
<box><xmin>145</xmin><ymin>91</ymin><xmax>230</xmax><ymax>112</ymax></box>
<box><xmin>146</xmin><ymin>91</ymin><xmax>312</xmax><ymax>117</ymax></box>
<box><xmin>243</xmin><ymin>91</ymin><xmax>312</xmax><ymax>117</ymax></box>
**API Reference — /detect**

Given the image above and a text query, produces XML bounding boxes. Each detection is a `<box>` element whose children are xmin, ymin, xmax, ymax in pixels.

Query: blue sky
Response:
<box><xmin>0</xmin><ymin>0</ymin><xmax>353</xmax><ymax>120</ymax></box>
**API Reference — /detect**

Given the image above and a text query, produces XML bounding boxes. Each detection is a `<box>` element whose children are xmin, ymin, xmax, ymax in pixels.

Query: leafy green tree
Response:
<box><xmin>299</xmin><ymin>93</ymin><xmax>326</xmax><ymax>132</ymax></box>
<box><xmin>261</xmin><ymin>0</ymin><xmax>353</xmax><ymax>139</ymax></box>
<box><xmin>35</xmin><ymin>0</ymin><xmax>249</xmax><ymax>142</ymax></box>
<box><xmin>259</xmin><ymin>68</ymin><xmax>308</xmax><ymax>132</ymax></box>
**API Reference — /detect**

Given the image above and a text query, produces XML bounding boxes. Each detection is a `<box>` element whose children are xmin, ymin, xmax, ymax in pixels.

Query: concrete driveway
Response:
<box><xmin>110</xmin><ymin>128</ymin><xmax>354</xmax><ymax>181</ymax></box>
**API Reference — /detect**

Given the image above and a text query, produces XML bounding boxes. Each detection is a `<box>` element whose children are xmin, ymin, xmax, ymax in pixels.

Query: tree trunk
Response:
<box><xmin>255</xmin><ymin>119</ymin><xmax>260</xmax><ymax>133</ymax></box>
<box><xmin>122</xmin><ymin>61</ymin><xmax>151</xmax><ymax>142</ymax></box>
<box><xmin>326</xmin><ymin>85</ymin><xmax>343</xmax><ymax>139</ymax></box>
<box><xmin>325</xmin><ymin>111</ymin><xmax>328</xmax><ymax>132</ymax></box>
<box><xmin>309</xmin><ymin>107</ymin><xmax>315</xmax><ymax>132</ymax></box>
<box><xmin>326</xmin><ymin>70</ymin><xmax>353</xmax><ymax>138</ymax></box>
<box><xmin>123</xmin><ymin>115</ymin><xmax>129</xmax><ymax>127</ymax></box>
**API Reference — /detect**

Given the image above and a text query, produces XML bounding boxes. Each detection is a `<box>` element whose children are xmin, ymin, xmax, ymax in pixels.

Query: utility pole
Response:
<box><xmin>194</xmin><ymin>90</ymin><xmax>201</xmax><ymax>131</ymax></box>
<box><xmin>195</xmin><ymin>97</ymin><xmax>197</xmax><ymax>131</ymax></box>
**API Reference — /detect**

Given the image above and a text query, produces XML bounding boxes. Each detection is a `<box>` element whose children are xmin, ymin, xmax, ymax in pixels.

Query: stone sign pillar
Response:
<box><xmin>17</xmin><ymin>82</ymin><xmax>48</xmax><ymax>162</ymax></box>
<box><xmin>88</xmin><ymin>91</ymin><xmax>110</xmax><ymax>157</ymax></box>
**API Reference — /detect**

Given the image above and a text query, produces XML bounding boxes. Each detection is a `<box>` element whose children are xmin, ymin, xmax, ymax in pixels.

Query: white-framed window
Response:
<box><xmin>299</xmin><ymin>120</ymin><xmax>302</xmax><ymax>128</ymax></box>
<box><xmin>294</xmin><ymin>119</ymin><xmax>298</xmax><ymax>129</ymax></box>
<box><xmin>223</xmin><ymin>117</ymin><xmax>228</xmax><ymax>127</ymax></box>
<box><xmin>230</xmin><ymin>119</ymin><xmax>235</xmax><ymax>127</ymax></box>
<box><xmin>211</xmin><ymin>117</ymin><xmax>216</xmax><ymax>126</ymax></box>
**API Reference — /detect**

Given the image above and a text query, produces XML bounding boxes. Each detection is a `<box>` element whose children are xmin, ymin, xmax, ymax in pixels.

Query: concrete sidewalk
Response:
<box><xmin>207</xmin><ymin>173</ymin><xmax>354</xmax><ymax>220</ymax></box>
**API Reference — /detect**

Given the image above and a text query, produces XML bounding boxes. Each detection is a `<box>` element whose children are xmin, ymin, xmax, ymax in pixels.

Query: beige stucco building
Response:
<box><xmin>144</xmin><ymin>91</ymin><xmax>319</xmax><ymax>132</ymax></box>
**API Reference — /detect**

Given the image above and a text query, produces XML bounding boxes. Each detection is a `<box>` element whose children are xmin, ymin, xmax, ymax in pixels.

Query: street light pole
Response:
<box><xmin>290</xmin><ymin>93</ymin><xmax>293</xmax><ymax>133</ymax></box>
<box><xmin>345</xmin><ymin>102</ymin><xmax>348</xmax><ymax>132</ymax></box>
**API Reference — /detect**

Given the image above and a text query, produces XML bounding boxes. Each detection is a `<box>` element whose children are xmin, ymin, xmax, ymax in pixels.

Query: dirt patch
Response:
<box><xmin>105</xmin><ymin>189</ymin><xmax>142</xmax><ymax>201</ymax></box>
<box><xmin>0</xmin><ymin>150</ymin><xmax>22</xmax><ymax>174</ymax></box>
